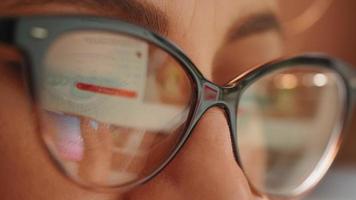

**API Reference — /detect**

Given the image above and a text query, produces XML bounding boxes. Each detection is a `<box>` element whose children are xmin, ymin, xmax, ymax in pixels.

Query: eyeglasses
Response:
<box><xmin>1</xmin><ymin>16</ymin><xmax>355</xmax><ymax>198</ymax></box>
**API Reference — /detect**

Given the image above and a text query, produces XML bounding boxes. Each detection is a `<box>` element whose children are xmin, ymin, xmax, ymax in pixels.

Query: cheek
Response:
<box><xmin>0</xmin><ymin>61</ymin><xmax>116</xmax><ymax>200</ymax></box>
<box><xmin>0</xmin><ymin>61</ymin><xmax>48</xmax><ymax>199</ymax></box>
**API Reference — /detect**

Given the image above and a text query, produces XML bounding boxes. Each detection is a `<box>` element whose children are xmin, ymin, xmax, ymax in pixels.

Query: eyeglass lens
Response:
<box><xmin>34</xmin><ymin>30</ymin><xmax>194</xmax><ymax>187</ymax></box>
<box><xmin>237</xmin><ymin>66</ymin><xmax>345</xmax><ymax>195</ymax></box>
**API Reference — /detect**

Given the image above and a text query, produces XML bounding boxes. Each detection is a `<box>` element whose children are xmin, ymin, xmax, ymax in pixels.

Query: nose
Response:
<box><xmin>125</xmin><ymin>106</ymin><xmax>258</xmax><ymax>200</ymax></box>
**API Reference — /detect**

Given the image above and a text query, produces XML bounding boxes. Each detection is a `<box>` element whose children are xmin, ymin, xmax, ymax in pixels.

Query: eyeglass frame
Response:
<box><xmin>0</xmin><ymin>15</ymin><xmax>355</xmax><ymax>199</ymax></box>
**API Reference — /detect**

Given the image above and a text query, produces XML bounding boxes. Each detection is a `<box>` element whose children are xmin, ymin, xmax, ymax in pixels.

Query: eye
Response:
<box><xmin>212</xmin><ymin>31</ymin><xmax>283</xmax><ymax>85</ymax></box>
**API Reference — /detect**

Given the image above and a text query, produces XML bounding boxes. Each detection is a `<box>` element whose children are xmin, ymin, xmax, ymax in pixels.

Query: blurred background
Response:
<box><xmin>278</xmin><ymin>0</ymin><xmax>355</xmax><ymax>199</ymax></box>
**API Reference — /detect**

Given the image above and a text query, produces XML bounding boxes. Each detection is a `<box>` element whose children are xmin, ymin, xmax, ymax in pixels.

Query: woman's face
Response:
<box><xmin>0</xmin><ymin>0</ymin><xmax>283</xmax><ymax>200</ymax></box>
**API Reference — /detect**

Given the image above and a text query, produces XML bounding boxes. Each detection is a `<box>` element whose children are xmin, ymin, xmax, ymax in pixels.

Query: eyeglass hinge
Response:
<box><xmin>0</xmin><ymin>18</ymin><xmax>17</xmax><ymax>45</ymax></box>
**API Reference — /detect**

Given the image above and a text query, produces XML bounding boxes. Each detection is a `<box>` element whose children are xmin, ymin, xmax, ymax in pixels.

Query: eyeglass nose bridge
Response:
<box><xmin>194</xmin><ymin>81</ymin><xmax>223</xmax><ymax>116</ymax></box>
<box><xmin>190</xmin><ymin>81</ymin><xmax>239</xmax><ymax>133</ymax></box>
<box><xmin>187</xmin><ymin>80</ymin><xmax>242</xmax><ymax>163</ymax></box>
<box><xmin>193</xmin><ymin>81</ymin><xmax>238</xmax><ymax>124</ymax></box>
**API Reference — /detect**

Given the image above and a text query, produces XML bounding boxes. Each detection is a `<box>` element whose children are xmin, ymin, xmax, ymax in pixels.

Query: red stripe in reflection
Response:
<box><xmin>76</xmin><ymin>82</ymin><xmax>137</xmax><ymax>98</ymax></box>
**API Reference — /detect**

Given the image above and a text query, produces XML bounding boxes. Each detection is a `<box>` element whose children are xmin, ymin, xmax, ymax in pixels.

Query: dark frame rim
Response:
<box><xmin>228</xmin><ymin>54</ymin><xmax>353</xmax><ymax>198</ymax></box>
<box><xmin>14</xmin><ymin>15</ymin><xmax>206</xmax><ymax>192</ymax></box>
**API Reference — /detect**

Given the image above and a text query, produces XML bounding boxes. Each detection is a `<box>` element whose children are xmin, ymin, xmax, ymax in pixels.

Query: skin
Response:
<box><xmin>0</xmin><ymin>0</ymin><xmax>283</xmax><ymax>200</ymax></box>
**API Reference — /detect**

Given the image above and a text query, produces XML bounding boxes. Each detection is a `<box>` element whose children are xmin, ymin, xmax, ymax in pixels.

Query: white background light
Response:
<box><xmin>313</xmin><ymin>73</ymin><xmax>328</xmax><ymax>87</ymax></box>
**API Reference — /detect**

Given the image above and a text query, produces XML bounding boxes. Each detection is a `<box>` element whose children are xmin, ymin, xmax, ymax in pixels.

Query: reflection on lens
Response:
<box><xmin>35</xmin><ymin>31</ymin><xmax>194</xmax><ymax>187</ymax></box>
<box><xmin>236</xmin><ymin>66</ymin><xmax>345</xmax><ymax>195</ymax></box>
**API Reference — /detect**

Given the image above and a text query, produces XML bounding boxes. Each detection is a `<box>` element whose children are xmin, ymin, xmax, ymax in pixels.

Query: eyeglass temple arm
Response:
<box><xmin>0</xmin><ymin>19</ymin><xmax>16</xmax><ymax>45</ymax></box>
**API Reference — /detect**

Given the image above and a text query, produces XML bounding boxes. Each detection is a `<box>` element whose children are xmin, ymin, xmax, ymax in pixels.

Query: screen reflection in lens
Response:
<box><xmin>36</xmin><ymin>30</ymin><xmax>194</xmax><ymax>187</ymax></box>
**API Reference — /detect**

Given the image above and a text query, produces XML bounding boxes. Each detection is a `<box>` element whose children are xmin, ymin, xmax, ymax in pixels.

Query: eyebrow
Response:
<box><xmin>6</xmin><ymin>0</ymin><xmax>169</xmax><ymax>36</ymax></box>
<box><xmin>227</xmin><ymin>12</ymin><xmax>282</xmax><ymax>42</ymax></box>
